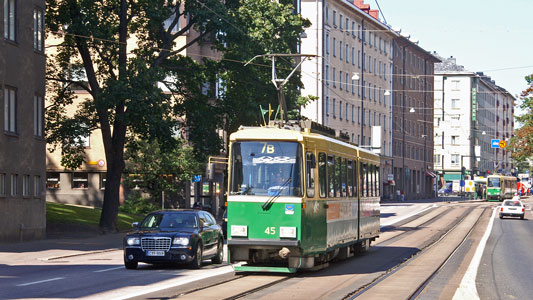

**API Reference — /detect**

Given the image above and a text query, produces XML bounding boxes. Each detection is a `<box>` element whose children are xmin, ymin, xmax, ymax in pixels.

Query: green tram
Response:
<box><xmin>486</xmin><ymin>174</ymin><xmax>516</xmax><ymax>201</ymax></box>
<box><xmin>226</xmin><ymin>123</ymin><xmax>380</xmax><ymax>272</ymax></box>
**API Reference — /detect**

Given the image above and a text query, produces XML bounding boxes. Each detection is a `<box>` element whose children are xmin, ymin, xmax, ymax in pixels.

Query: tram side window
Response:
<box><xmin>347</xmin><ymin>160</ymin><xmax>353</xmax><ymax>197</ymax></box>
<box><xmin>371</xmin><ymin>164</ymin><xmax>376</xmax><ymax>197</ymax></box>
<box><xmin>328</xmin><ymin>155</ymin><xmax>336</xmax><ymax>197</ymax></box>
<box><xmin>376</xmin><ymin>167</ymin><xmax>381</xmax><ymax>197</ymax></box>
<box><xmin>340</xmin><ymin>157</ymin><xmax>347</xmax><ymax>197</ymax></box>
<box><xmin>335</xmin><ymin>156</ymin><xmax>342</xmax><ymax>197</ymax></box>
<box><xmin>306</xmin><ymin>152</ymin><xmax>316</xmax><ymax>198</ymax></box>
<box><xmin>361</xmin><ymin>162</ymin><xmax>367</xmax><ymax>197</ymax></box>
<box><xmin>319</xmin><ymin>153</ymin><xmax>327</xmax><ymax>198</ymax></box>
<box><xmin>353</xmin><ymin>160</ymin><xmax>358</xmax><ymax>196</ymax></box>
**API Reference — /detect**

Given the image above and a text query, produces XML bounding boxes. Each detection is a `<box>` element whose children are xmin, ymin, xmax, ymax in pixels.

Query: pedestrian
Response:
<box><xmin>400</xmin><ymin>190</ymin><xmax>405</xmax><ymax>202</ymax></box>
<box><xmin>396</xmin><ymin>190</ymin><xmax>401</xmax><ymax>201</ymax></box>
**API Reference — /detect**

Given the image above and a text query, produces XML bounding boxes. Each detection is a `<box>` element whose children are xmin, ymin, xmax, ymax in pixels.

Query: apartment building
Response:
<box><xmin>1</xmin><ymin>0</ymin><xmax>46</xmax><ymax>242</ymax></box>
<box><xmin>433</xmin><ymin>56</ymin><xmax>514</xmax><ymax>186</ymax></box>
<box><xmin>300</xmin><ymin>0</ymin><xmax>395</xmax><ymax>199</ymax></box>
<box><xmin>391</xmin><ymin>37</ymin><xmax>440</xmax><ymax>200</ymax></box>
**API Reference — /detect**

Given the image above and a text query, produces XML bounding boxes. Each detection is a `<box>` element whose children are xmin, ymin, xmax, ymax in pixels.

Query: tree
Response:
<box><xmin>45</xmin><ymin>0</ymin><xmax>310</xmax><ymax>232</ymax></box>
<box><xmin>509</xmin><ymin>74</ymin><xmax>533</xmax><ymax>162</ymax></box>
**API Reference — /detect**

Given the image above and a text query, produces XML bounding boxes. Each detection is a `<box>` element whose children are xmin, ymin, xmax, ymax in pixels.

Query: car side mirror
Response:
<box><xmin>132</xmin><ymin>222</ymin><xmax>139</xmax><ymax>228</ymax></box>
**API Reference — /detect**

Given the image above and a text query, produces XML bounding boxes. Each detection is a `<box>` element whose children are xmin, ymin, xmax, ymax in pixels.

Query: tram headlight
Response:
<box><xmin>231</xmin><ymin>225</ymin><xmax>248</xmax><ymax>237</ymax></box>
<box><xmin>279</xmin><ymin>227</ymin><xmax>297</xmax><ymax>238</ymax></box>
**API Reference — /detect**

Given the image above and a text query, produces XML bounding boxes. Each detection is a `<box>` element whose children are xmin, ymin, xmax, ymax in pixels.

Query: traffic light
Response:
<box><xmin>461</xmin><ymin>167</ymin><xmax>466</xmax><ymax>175</ymax></box>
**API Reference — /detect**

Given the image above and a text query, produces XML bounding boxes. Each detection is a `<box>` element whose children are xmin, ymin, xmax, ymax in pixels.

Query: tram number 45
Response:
<box><xmin>265</xmin><ymin>227</ymin><xmax>276</xmax><ymax>235</ymax></box>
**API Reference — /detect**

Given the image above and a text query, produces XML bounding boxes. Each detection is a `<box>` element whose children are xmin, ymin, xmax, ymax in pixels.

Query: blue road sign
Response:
<box><xmin>491</xmin><ymin>139</ymin><xmax>500</xmax><ymax>148</ymax></box>
<box><xmin>460</xmin><ymin>180</ymin><xmax>465</xmax><ymax>187</ymax></box>
<box><xmin>527</xmin><ymin>169</ymin><xmax>530</xmax><ymax>174</ymax></box>
<box><xmin>193</xmin><ymin>175</ymin><xmax>202</xmax><ymax>182</ymax></box>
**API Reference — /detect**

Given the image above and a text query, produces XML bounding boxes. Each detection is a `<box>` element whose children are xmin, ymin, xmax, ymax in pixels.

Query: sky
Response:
<box><xmin>375</xmin><ymin>0</ymin><xmax>532</xmax><ymax>109</ymax></box>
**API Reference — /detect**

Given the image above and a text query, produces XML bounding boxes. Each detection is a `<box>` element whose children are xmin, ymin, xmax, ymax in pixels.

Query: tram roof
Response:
<box><xmin>230</xmin><ymin>125</ymin><xmax>377</xmax><ymax>157</ymax></box>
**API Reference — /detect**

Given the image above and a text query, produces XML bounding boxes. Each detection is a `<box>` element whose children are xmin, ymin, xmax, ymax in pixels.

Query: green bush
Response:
<box><xmin>119</xmin><ymin>192</ymin><xmax>159</xmax><ymax>215</ymax></box>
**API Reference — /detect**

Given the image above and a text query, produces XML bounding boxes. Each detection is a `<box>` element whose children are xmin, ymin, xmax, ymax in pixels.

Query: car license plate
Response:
<box><xmin>509</xmin><ymin>208</ymin><xmax>517</xmax><ymax>211</ymax></box>
<box><xmin>146</xmin><ymin>250</ymin><xmax>165</xmax><ymax>256</ymax></box>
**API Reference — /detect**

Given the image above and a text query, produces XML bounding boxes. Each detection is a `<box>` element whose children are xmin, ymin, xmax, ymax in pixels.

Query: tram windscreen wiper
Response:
<box><xmin>262</xmin><ymin>178</ymin><xmax>291</xmax><ymax>210</ymax></box>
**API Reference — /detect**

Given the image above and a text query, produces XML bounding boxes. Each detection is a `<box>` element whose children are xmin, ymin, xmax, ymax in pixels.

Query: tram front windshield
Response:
<box><xmin>230</xmin><ymin>141</ymin><xmax>302</xmax><ymax>196</ymax></box>
<box><xmin>488</xmin><ymin>177</ymin><xmax>500</xmax><ymax>187</ymax></box>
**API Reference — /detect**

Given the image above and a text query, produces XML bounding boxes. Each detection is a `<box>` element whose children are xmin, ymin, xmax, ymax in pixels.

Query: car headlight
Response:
<box><xmin>173</xmin><ymin>237</ymin><xmax>189</xmax><ymax>246</ymax></box>
<box><xmin>126</xmin><ymin>237</ymin><xmax>140</xmax><ymax>246</ymax></box>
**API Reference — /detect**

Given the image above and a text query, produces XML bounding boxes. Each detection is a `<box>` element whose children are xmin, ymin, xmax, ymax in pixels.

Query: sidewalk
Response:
<box><xmin>0</xmin><ymin>229</ymin><xmax>125</xmax><ymax>264</ymax></box>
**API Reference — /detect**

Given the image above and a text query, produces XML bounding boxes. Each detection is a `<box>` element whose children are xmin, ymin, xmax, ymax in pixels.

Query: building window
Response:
<box><xmin>451</xmin><ymin>135</ymin><xmax>459</xmax><ymax>145</ymax></box>
<box><xmin>99</xmin><ymin>173</ymin><xmax>106</xmax><ymax>190</ymax></box>
<box><xmin>325</xmin><ymin>6</ymin><xmax>329</xmax><ymax>24</ymax></box>
<box><xmin>339</xmin><ymin>71</ymin><xmax>343</xmax><ymax>90</ymax></box>
<box><xmin>325</xmin><ymin>33</ymin><xmax>329</xmax><ymax>54</ymax></box>
<box><xmin>325</xmin><ymin>65</ymin><xmax>329</xmax><ymax>85</ymax></box>
<box><xmin>333</xmin><ymin>99</ymin><xmax>337</xmax><ymax>118</ymax></box>
<box><xmin>332</xmin><ymin>67</ymin><xmax>336</xmax><ymax>87</ymax></box>
<box><xmin>23</xmin><ymin>175</ymin><xmax>30</xmax><ymax>197</ymax></box>
<box><xmin>333</xmin><ymin>10</ymin><xmax>336</xmax><ymax>26</ymax></box>
<box><xmin>325</xmin><ymin>96</ymin><xmax>329</xmax><ymax>116</ymax></box>
<box><xmin>451</xmin><ymin>99</ymin><xmax>460</xmax><ymax>109</ymax></box>
<box><xmin>4</xmin><ymin>87</ymin><xmax>17</xmax><ymax>134</ymax></box>
<box><xmin>358</xmin><ymin>50</ymin><xmax>361</xmax><ymax>68</ymax></box>
<box><xmin>339</xmin><ymin>101</ymin><xmax>343</xmax><ymax>120</ymax></box>
<box><xmin>345</xmin><ymin>44</ymin><xmax>349</xmax><ymax>63</ymax></box>
<box><xmin>33</xmin><ymin>7</ymin><xmax>44</xmax><ymax>51</ymax></box>
<box><xmin>451</xmin><ymin>80</ymin><xmax>460</xmax><ymax>91</ymax></box>
<box><xmin>352</xmin><ymin>21</ymin><xmax>355</xmax><ymax>37</ymax></box>
<box><xmin>34</xmin><ymin>175</ymin><xmax>41</xmax><ymax>197</ymax></box>
<box><xmin>346</xmin><ymin>103</ymin><xmax>349</xmax><ymax>121</ymax></box>
<box><xmin>72</xmin><ymin>172</ymin><xmax>89</xmax><ymax>189</ymax></box>
<box><xmin>4</xmin><ymin>0</ymin><xmax>16</xmax><ymax>41</ymax></box>
<box><xmin>339</xmin><ymin>41</ymin><xmax>343</xmax><ymax>60</ymax></box>
<box><xmin>351</xmin><ymin>105</ymin><xmax>355</xmax><ymax>123</ymax></box>
<box><xmin>0</xmin><ymin>173</ymin><xmax>5</xmax><ymax>196</ymax></box>
<box><xmin>451</xmin><ymin>154</ymin><xmax>460</xmax><ymax>166</ymax></box>
<box><xmin>46</xmin><ymin>172</ymin><xmax>61</xmax><ymax>189</ymax></box>
<box><xmin>351</xmin><ymin>47</ymin><xmax>355</xmax><ymax>65</ymax></box>
<box><xmin>11</xmin><ymin>174</ymin><xmax>18</xmax><ymax>196</ymax></box>
<box><xmin>332</xmin><ymin>37</ymin><xmax>336</xmax><ymax>57</ymax></box>
<box><xmin>34</xmin><ymin>95</ymin><xmax>43</xmax><ymax>137</ymax></box>
<box><xmin>351</xmin><ymin>79</ymin><xmax>355</xmax><ymax>94</ymax></box>
<box><xmin>339</xmin><ymin>14</ymin><xmax>343</xmax><ymax>29</ymax></box>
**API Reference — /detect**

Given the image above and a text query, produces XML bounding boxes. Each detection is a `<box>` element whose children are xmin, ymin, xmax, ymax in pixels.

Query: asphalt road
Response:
<box><xmin>476</xmin><ymin>199</ymin><xmax>533</xmax><ymax>300</ymax></box>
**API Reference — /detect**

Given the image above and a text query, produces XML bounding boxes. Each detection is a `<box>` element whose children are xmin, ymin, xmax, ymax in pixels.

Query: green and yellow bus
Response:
<box><xmin>226</xmin><ymin>122</ymin><xmax>380</xmax><ymax>272</ymax></box>
<box><xmin>486</xmin><ymin>174</ymin><xmax>516</xmax><ymax>202</ymax></box>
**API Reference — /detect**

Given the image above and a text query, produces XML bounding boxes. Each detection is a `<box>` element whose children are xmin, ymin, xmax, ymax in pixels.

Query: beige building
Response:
<box><xmin>1</xmin><ymin>0</ymin><xmax>46</xmax><ymax>242</ymax></box>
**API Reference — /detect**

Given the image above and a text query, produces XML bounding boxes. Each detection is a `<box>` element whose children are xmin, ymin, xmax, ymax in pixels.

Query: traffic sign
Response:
<box><xmin>460</xmin><ymin>180</ymin><xmax>465</xmax><ymax>187</ymax></box>
<box><xmin>193</xmin><ymin>175</ymin><xmax>202</xmax><ymax>182</ymax></box>
<box><xmin>491</xmin><ymin>139</ymin><xmax>500</xmax><ymax>148</ymax></box>
<box><xmin>498</xmin><ymin>140</ymin><xmax>507</xmax><ymax>148</ymax></box>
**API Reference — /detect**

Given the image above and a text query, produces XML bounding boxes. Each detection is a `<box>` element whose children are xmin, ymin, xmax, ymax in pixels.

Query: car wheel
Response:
<box><xmin>124</xmin><ymin>259</ymin><xmax>138</xmax><ymax>270</ymax></box>
<box><xmin>189</xmin><ymin>243</ymin><xmax>203</xmax><ymax>269</ymax></box>
<box><xmin>212</xmin><ymin>240</ymin><xmax>224</xmax><ymax>264</ymax></box>
<box><xmin>520</xmin><ymin>215</ymin><xmax>524</xmax><ymax>220</ymax></box>
<box><xmin>499</xmin><ymin>214</ymin><xmax>503</xmax><ymax>219</ymax></box>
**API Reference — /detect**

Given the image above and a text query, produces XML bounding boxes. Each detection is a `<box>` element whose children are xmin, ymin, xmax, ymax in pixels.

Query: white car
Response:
<box><xmin>499</xmin><ymin>199</ymin><xmax>525</xmax><ymax>220</ymax></box>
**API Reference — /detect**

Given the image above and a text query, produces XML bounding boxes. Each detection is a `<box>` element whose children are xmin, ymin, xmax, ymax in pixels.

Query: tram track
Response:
<box><xmin>169</xmin><ymin>205</ymin><xmax>492</xmax><ymax>300</ymax></box>
<box><xmin>344</xmin><ymin>206</ymin><xmax>489</xmax><ymax>300</ymax></box>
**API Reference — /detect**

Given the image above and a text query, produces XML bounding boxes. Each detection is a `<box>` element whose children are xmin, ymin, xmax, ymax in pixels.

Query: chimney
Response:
<box><xmin>354</xmin><ymin>0</ymin><xmax>370</xmax><ymax>11</ymax></box>
<box><xmin>369</xmin><ymin>9</ymin><xmax>379</xmax><ymax>20</ymax></box>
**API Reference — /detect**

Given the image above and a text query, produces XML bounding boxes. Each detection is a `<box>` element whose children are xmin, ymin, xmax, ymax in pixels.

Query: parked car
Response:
<box><xmin>438</xmin><ymin>183</ymin><xmax>453</xmax><ymax>197</ymax></box>
<box><xmin>499</xmin><ymin>198</ymin><xmax>525</xmax><ymax>220</ymax></box>
<box><xmin>123</xmin><ymin>209</ymin><xmax>224</xmax><ymax>269</ymax></box>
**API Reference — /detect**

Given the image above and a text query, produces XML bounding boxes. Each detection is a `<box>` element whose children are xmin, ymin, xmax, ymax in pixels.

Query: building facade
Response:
<box><xmin>433</xmin><ymin>56</ymin><xmax>514</xmax><ymax>187</ymax></box>
<box><xmin>300</xmin><ymin>0</ymin><xmax>396</xmax><ymax>199</ymax></box>
<box><xmin>1</xmin><ymin>0</ymin><xmax>46</xmax><ymax>241</ymax></box>
<box><xmin>391</xmin><ymin>37</ymin><xmax>440</xmax><ymax>200</ymax></box>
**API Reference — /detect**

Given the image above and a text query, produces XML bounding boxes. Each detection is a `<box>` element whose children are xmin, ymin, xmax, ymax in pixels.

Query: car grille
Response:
<box><xmin>141</xmin><ymin>237</ymin><xmax>171</xmax><ymax>251</ymax></box>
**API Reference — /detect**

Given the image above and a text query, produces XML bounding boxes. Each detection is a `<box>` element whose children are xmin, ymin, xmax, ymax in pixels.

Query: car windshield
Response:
<box><xmin>139</xmin><ymin>213</ymin><xmax>198</xmax><ymax>229</ymax></box>
<box><xmin>488</xmin><ymin>178</ymin><xmax>500</xmax><ymax>187</ymax></box>
<box><xmin>503</xmin><ymin>201</ymin><xmax>522</xmax><ymax>207</ymax></box>
<box><xmin>230</xmin><ymin>141</ymin><xmax>302</xmax><ymax>196</ymax></box>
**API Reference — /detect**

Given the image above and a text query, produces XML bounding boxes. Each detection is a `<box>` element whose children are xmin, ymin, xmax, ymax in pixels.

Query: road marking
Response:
<box><xmin>94</xmin><ymin>266</ymin><xmax>124</xmax><ymax>273</ymax></box>
<box><xmin>452</xmin><ymin>207</ymin><xmax>496</xmax><ymax>300</ymax></box>
<box><xmin>17</xmin><ymin>277</ymin><xmax>65</xmax><ymax>287</ymax></box>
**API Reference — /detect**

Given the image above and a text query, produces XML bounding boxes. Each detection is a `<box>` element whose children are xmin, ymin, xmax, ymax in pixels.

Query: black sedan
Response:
<box><xmin>123</xmin><ymin>209</ymin><xmax>224</xmax><ymax>269</ymax></box>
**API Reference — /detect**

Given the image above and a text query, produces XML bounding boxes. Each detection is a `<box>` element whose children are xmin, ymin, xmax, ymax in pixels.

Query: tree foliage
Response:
<box><xmin>45</xmin><ymin>0</ymin><xmax>310</xmax><ymax>232</ymax></box>
<box><xmin>509</xmin><ymin>74</ymin><xmax>533</xmax><ymax>162</ymax></box>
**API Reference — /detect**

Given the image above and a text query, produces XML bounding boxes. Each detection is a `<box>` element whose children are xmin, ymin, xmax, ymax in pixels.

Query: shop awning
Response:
<box><xmin>426</xmin><ymin>171</ymin><xmax>437</xmax><ymax>178</ymax></box>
